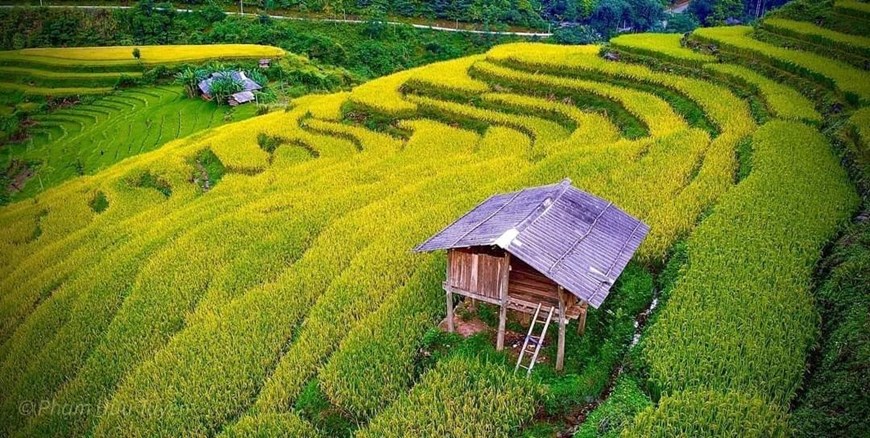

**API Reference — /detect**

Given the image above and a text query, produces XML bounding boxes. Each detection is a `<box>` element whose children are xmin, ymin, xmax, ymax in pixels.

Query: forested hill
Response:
<box><xmin>2</xmin><ymin>0</ymin><xmax>793</xmax><ymax>35</ymax></box>
<box><xmin>166</xmin><ymin>0</ymin><xmax>790</xmax><ymax>28</ymax></box>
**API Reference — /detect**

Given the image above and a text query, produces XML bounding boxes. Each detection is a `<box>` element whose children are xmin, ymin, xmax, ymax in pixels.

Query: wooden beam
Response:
<box><xmin>443</xmin><ymin>283</ymin><xmax>502</xmax><ymax>306</ymax></box>
<box><xmin>556</xmin><ymin>287</ymin><xmax>566</xmax><ymax>371</ymax></box>
<box><xmin>496</xmin><ymin>253</ymin><xmax>511</xmax><ymax>351</ymax></box>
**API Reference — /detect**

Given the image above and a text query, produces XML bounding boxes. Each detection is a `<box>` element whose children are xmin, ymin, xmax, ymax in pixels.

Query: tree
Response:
<box><xmin>198</xmin><ymin>1</ymin><xmax>227</xmax><ymax>24</ymax></box>
<box><xmin>688</xmin><ymin>0</ymin><xmax>716</xmax><ymax>24</ymax></box>
<box><xmin>689</xmin><ymin>0</ymin><xmax>743</xmax><ymax>25</ymax></box>
<box><xmin>132</xmin><ymin>47</ymin><xmax>141</xmax><ymax>60</ymax></box>
<box><xmin>553</xmin><ymin>24</ymin><xmax>602</xmax><ymax>44</ymax></box>
<box><xmin>590</xmin><ymin>0</ymin><xmax>629</xmax><ymax>37</ymax></box>
<box><xmin>626</xmin><ymin>0</ymin><xmax>665</xmax><ymax>31</ymax></box>
<box><xmin>174</xmin><ymin>67</ymin><xmax>200</xmax><ymax>97</ymax></box>
<box><xmin>208</xmin><ymin>75</ymin><xmax>244</xmax><ymax>105</ymax></box>
<box><xmin>666</xmin><ymin>11</ymin><xmax>699</xmax><ymax>32</ymax></box>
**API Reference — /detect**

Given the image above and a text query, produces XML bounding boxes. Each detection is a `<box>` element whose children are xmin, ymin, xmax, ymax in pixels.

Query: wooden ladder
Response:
<box><xmin>514</xmin><ymin>303</ymin><xmax>554</xmax><ymax>376</ymax></box>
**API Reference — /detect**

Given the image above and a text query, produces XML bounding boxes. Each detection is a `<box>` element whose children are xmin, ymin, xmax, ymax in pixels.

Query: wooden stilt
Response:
<box><xmin>577</xmin><ymin>300</ymin><xmax>588</xmax><ymax>336</ymax></box>
<box><xmin>497</xmin><ymin>303</ymin><xmax>507</xmax><ymax>351</ymax></box>
<box><xmin>496</xmin><ymin>253</ymin><xmax>511</xmax><ymax>351</ymax></box>
<box><xmin>556</xmin><ymin>287</ymin><xmax>566</xmax><ymax>371</ymax></box>
<box><xmin>446</xmin><ymin>288</ymin><xmax>454</xmax><ymax>333</ymax></box>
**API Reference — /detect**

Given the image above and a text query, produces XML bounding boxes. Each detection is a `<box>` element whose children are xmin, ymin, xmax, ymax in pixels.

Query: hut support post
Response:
<box><xmin>556</xmin><ymin>287</ymin><xmax>566</xmax><ymax>371</ymax></box>
<box><xmin>446</xmin><ymin>288</ymin><xmax>454</xmax><ymax>333</ymax></box>
<box><xmin>577</xmin><ymin>300</ymin><xmax>588</xmax><ymax>335</ymax></box>
<box><xmin>496</xmin><ymin>253</ymin><xmax>511</xmax><ymax>351</ymax></box>
<box><xmin>445</xmin><ymin>252</ymin><xmax>455</xmax><ymax>332</ymax></box>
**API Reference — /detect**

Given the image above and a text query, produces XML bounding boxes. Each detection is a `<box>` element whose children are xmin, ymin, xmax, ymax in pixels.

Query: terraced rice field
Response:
<box><xmin>0</xmin><ymin>44</ymin><xmax>284</xmax><ymax>96</ymax></box>
<box><xmin>0</xmin><ymin>3</ymin><xmax>865</xmax><ymax>437</ymax></box>
<box><xmin>3</xmin><ymin>86</ymin><xmax>256</xmax><ymax>200</ymax></box>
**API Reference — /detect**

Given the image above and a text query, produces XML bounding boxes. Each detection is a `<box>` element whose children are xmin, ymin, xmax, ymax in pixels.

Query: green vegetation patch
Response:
<box><xmin>2</xmin><ymin>86</ymin><xmax>255</xmax><ymax>201</ymax></box>
<box><xmin>575</xmin><ymin>376</ymin><xmax>652</xmax><ymax>438</ymax></box>
<box><xmin>790</xmin><ymin>221</ymin><xmax>870</xmax><ymax>438</ymax></box>
<box><xmin>130</xmin><ymin>170</ymin><xmax>172</xmax><ymax>198</ymax></box>
<box><xmin>88</xmin><ymin>190</ymin><xmax>109</xmax><ymax>213</ymax></box>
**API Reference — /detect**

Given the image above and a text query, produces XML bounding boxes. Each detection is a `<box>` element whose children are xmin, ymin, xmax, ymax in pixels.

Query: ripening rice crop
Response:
<box><xmin>356</xmin><ymin>356</ymin><xmax>544</xmax><ymax>438</ymax></box>
<box><xmin>693</xmin><ymin>26</ymin><xmax>870</xmax><ymax>103</ymax></box>
<box><xmin>835</xmin><ymin>0</ymin><xmax>870</xmax><ymax>19</ymax></box>
<box><xmin>0</xmin><ymin>82</ymin><xmax>112</xmax><ymax>95</ymax></box>
<box><xmin>610</xmin><ymin>33</ymin><xmax>717</xmax><ymax>66</ymax></box>
<box><xmin>221</xmin><ymin>412</ymin><xmax>320</xmax><ymax>438</ymax></box>
<box><xmin>0</xmin><ymin>12</ymin><xmax>866</xmax><ymax>438</ymax></box>
<box><xmin>703</xmin><ymin>63</ymin><xmax>822</xmax><ymax>122</ymax></box>
<box><xmin>0</xmin><ymin>44</ymin><xmax>285</xmax><ymax>67</ymax></box>
<box><xmin>624</xmin><ymin>389</ymin><xmax>791</xmax><ymax>438</ymax></box>
<box><xmin>643</xmin><ymin>120</ymin><xmax>857</xmax><ymax>408</ymax></box>
<box><xmin>761</xmin><ymin>18</ymin><xmax>870</xmax><ymax>59</ymax></box>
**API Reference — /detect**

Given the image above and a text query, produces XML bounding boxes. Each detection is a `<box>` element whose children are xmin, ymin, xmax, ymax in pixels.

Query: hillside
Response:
<box><xmin>3</xmin><ymin>86</ymin><xmax>258</xmax><ymax>200</ymax></box>
<box><xmin>0</xmin><ymin>2</ymin><xmax>867</xmax><ymax>437</ymax></box>
<box><xmin>0</xmin><ymin>44</ymin><xmax>285</xmax><ymax>96</ymax></box>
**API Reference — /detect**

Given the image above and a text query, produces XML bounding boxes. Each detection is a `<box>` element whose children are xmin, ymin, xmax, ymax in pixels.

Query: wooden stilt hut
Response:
<box><xmin>415</xmin><ymin>178</ymin><xmax>649</xmax><ymax>372</ymax></box>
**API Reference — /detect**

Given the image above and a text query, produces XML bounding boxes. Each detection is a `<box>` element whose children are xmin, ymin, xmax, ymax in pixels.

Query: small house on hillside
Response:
<box><xmin>198</xmin><ymin>71</ymin><xmax>262</xmax><ymax>102</ymax></box>
<box><xmin>228</xmin><ymin>91</ymin><xmax>256</xmax><ymax>106</ymax></box>
<box><xmin>415</xmin><ymin>179</ymin><xmax>649</xmax><ymax>371</ymax></box>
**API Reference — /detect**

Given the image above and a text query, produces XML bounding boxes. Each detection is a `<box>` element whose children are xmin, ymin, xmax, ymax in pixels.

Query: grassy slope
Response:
<box><xmin>3</xmin><ymin>86</ymin><xmax>255</xmax><ymax>200</ymax></box>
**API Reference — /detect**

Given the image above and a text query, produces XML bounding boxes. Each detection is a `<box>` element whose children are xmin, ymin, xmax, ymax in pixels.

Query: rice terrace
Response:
<box><xmin>0</xmin><ymin>0</ymin><xmax>867</xmax><ymax>437</ymax></box>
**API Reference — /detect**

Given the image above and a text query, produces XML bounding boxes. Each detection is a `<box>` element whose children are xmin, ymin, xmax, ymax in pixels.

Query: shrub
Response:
<box><xmin>129</xmin><ymin>170</ymin><xmax>172</xmax><ymax>198</ymax></box>
<box><xmin>114</xmin><ymin>74</ymin><xmax>139</xmax><ymax>89</ymax></box>
<box><xmin>209</xmin><ymin>75</ymin><xmax>244</xmax><ymax>105</ymax></box>
<box><xmin>174</xmin><ymin>67</ymin><xmax>200</xmax><ymax>97</ymax></box>
<box><xmin>88</xmin><ymin>191</ymin><xmax>109</xmax><ymax>213</ymax></box>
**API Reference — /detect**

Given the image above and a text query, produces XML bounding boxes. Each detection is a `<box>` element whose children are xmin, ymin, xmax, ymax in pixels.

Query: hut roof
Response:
<box><xmin>198</xmin><ymin>71</ymin><xmax>262</xmax><ymax>95</ymax></box>
<box><xmin>229</xmin><ymin>91</ymin><xmax>256</xmax><ymax>104</ymax></box>
<box><xmin>415</xmin><ymin>179</ymin><xmax>649</xmax><ymax>308</ymax></box>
